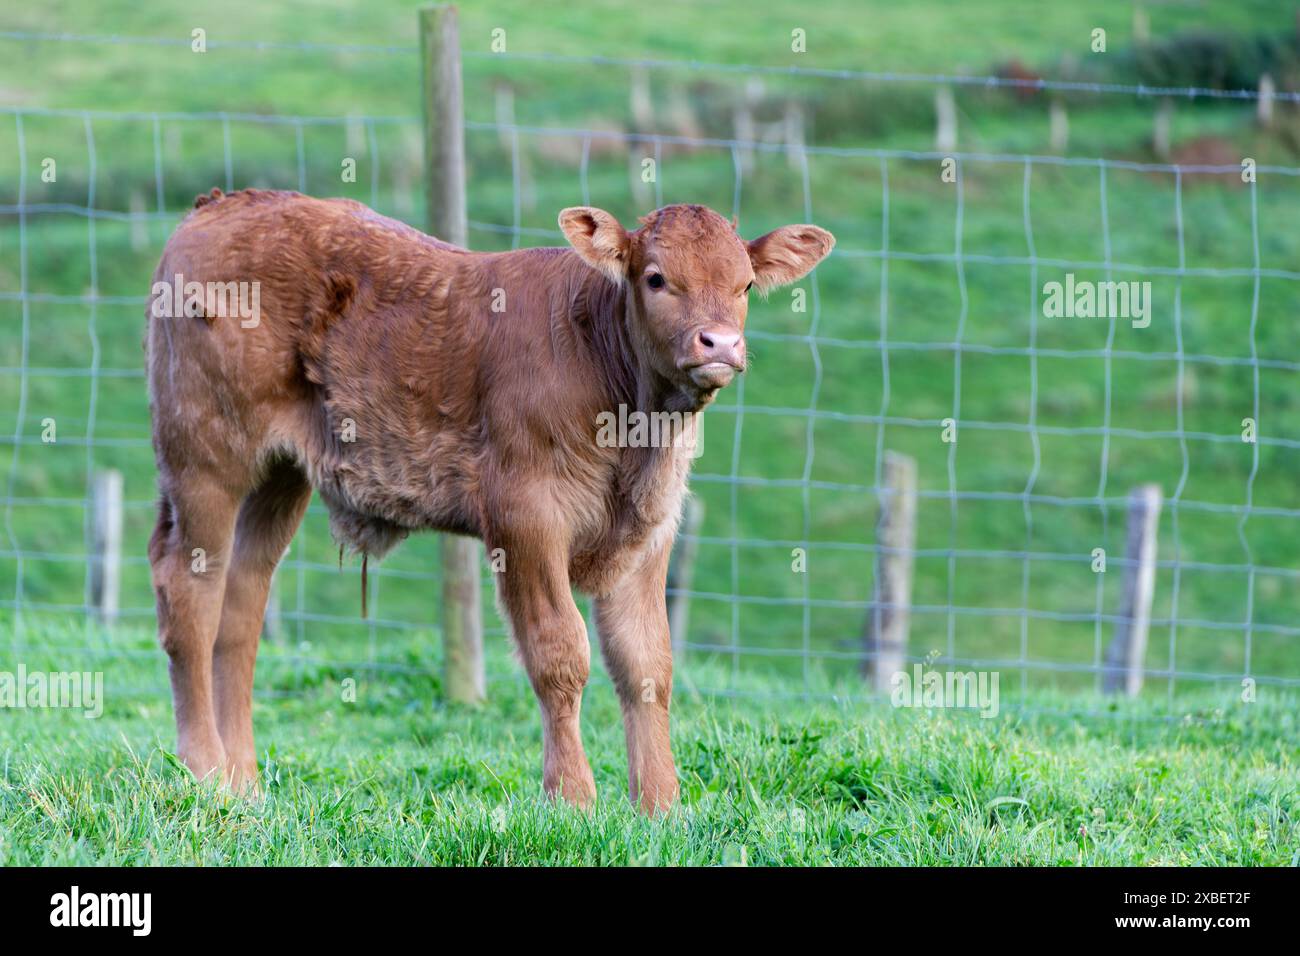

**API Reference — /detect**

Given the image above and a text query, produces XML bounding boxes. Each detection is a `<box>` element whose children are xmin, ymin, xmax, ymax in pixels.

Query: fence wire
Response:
<box><xmin>2</xmin><ymin>31</ymin><xmax>1299</xmax><ymax>714</ymax></box>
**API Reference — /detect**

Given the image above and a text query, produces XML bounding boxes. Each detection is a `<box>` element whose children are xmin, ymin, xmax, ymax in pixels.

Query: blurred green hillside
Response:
<box><xmin>1</xmin><ymin>1</ymin><xmax>1299</xmax><ymax>703</ymax></box>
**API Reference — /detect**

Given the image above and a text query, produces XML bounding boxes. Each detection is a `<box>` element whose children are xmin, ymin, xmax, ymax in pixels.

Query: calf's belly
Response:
<box><xmin>304</xmin><ymin>429</ymin><xmax>482</xmax><ymax>560</ymax></box>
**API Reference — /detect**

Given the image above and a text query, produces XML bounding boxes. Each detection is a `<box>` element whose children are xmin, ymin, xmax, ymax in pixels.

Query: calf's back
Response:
<box><xmin>147</xmin><ymin>189</ymin><xmax>682</xmax><ymax>591</ymax></box>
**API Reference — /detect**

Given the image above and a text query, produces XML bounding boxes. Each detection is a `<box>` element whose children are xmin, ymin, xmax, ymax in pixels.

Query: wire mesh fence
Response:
<box><xmin>2</xmin><ymin>29</ymin><xmax>1299</xmax><ymax>713</ymax></box>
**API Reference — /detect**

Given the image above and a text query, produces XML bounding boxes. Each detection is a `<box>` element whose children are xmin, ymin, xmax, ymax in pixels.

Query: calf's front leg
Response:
<box><xmin>494</xmin><ymin>528</ymin><xmax>597</xmax><ymax>807</ymax></box>
<box><xmin>594</xmin><ymin>541</ymin><xmax>679</xmax><ymax>813</ymax></box>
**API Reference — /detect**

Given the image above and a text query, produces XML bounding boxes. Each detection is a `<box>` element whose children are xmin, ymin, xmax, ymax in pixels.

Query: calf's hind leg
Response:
<box><xmin>213</xmin><ymin>460</ymin><xmax>312</xmax><ymax>791</ymax></box>
<box><xmin>149</xmin><ymin>477</ymin><xmax>241</xmax><ymax>783</ymax></box>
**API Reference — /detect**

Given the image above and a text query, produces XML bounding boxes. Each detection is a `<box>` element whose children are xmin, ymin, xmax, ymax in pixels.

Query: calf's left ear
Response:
<box><xmin>747</xmin><ymin>224</ymin><xmax>836</xmax><ymax>293</ymax></box>
<box><xmin>559</xmin><ymin>206</ymin><xmax>630</xmax><ymax>282</ymax></box>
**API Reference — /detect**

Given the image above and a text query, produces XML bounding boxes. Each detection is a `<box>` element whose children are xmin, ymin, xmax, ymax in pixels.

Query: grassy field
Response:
<box><xmin>0</xmin><ymin>1</ymin><xmax>1298</xmax><ymax>864</ymax></box>
<box><xmin>1</xmin><ymin>619</ymin><xmax>1296</xmax><ymax>865</ymax></box>
<box><xmin>1</xmin><ymin>2</ymin><xmax>1299</xmax><ymax>690</ymax></box>
<box><xmin>3</xmin><ymin>0</ymin><xmax>1294</xmax><ymax>115</ymax></box>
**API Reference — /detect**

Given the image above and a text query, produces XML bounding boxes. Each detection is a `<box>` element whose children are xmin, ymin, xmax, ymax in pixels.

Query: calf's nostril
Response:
<box><xmin>694</xmin><ymin>330</ymin><xmax>745</xmax><ymax>368</ymax></box>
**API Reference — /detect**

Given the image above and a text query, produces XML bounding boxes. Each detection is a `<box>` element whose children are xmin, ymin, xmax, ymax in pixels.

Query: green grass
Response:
<box><xmin>2</xmin><ymin>2</ymin><xmax>1300</xmax><ymax>692</ymax></box>
<box><xmin>0</xmin><ymin>1</ymin><xmax>1298</xmax><ymax>865</ymax></box>
<box><xmin>4</xmin><ymin>137</ymin><xmax>1299</xmax><ymax>691</ymax></box>
<box><xmin>1</xmin><ymin>619</ymin><xmax>1295</xmax><ymax>865</ymax></box>
<box><xmin>6</xmin><ymin>0</ymin><xmax>1294</xmax><ymax>117</ymax></box>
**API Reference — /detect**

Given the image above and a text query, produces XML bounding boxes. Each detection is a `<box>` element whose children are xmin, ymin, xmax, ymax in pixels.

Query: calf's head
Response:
<box><xmin>559</xmin><ymin>203</ymin><xmax>834</xmax><ymax>405</ymax></box>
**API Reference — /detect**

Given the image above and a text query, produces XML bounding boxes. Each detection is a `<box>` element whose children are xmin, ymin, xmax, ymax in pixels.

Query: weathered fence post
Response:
<box><xmin>629</xmin><ymin>65</ymin><xmax>654</xmax><ymax>207</ymax></box>
<box><xmin>733</xmin><ymin>78</ymin><xmax>764</xmax><ymax>174</ymax></box>
<box><xmin>1103</xmin><ymin>484</ymin><xmax>1162</xmax><ymax>696</ymax></box>
<box><xmin>493</xmin><ymin>79</ymin><xmax>516</xmax><ymax>151</ymax></box>
<box><xmin>667</xmin><ymin>496</ymin><xmax>704</xmax><ymax>653</ymax></box>
<box><xmin>88</xmin><ymin>469</ymin><xmax>123</xmax><ymax>624</ymax></box>
<box><xmin>422</xmin><ymin>3</ymin><xmax>485</xmax><ymax>704</ymax></box>
<box><xmin>783</xmin><ymin>99</ymin><xmax>806</xmax><ymax>170</ymax></box>
<box><xmin>441</xmin><ymin>533</ymin><xmax>485</xmax><ymax>701</ymax></box>
<box><xmin>1152</xmin><ymin>98</ymin><xmax>1172</xmax><ymax>159</ymax></box>
<box><xmin>1258</xmin><ymin>74</ymin><xmax>1276</xmax><ymax>128</ymax></box>
<box><xmin>864</xmin><ymin>452</ymin><xmax>917</xmax><ymax>692</ymax></box>
<box><xmin>493</xmin><ymin>78</ymin><xmax>535</xmax><ymax>215</ymax></box>
<box><xmin>1049</xmin><ymin>97</ymin><xmax>1069</xmax><ymax>153</ymax></box>
<box><xmin>263</xmin><ymin>567</ymin><xmax>281</xmax><ymax>643</ymax></box>
<box><xmin>128</xmin><ymin>190</ymin><xmax>148</xmax><ymax>251</ymax></box>
<box><xmin>934</xmin><ymin>86</ymin><xmax>957</xmax><ymax>153</ymax></box>
<box><xmin>1133</xmin><ymin>4</ymin><xmax>1150</xmax><ymax>44</ymax></box>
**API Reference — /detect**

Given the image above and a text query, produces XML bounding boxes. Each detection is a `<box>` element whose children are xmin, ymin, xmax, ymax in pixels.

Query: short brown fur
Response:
<box><xmin>147</xmin><ymin>190</ymin><xmax>833</xmax><ymax>812</ymax></box>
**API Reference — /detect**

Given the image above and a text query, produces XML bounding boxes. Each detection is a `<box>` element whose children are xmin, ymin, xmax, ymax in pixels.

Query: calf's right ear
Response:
<box><xmin>747</xmin><ymin>224</ymin><xmax>836</xmax><ymax>294</ymax></box>
<box><xmin>559</xmin><ymin>207</ymin><xmax>630</xmax><ymax>282</ymax></box>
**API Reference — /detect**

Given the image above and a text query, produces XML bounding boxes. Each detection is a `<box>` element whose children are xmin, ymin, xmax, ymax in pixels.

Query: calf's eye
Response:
<box><xmin>646</xmin><ymin>273</ymin><xmax>666</xmax><ymax>290</ymax></box>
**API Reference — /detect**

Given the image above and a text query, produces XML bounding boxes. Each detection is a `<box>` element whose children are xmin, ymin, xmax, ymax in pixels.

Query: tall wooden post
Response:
<box><xmin>934</xmin><ymin>87</ymin><xmax>957</xmax><ymax>153</ymax></box>
<box><xmin>263</xmin><ymin>567</ymin><xmax>282</xmax><ymax>643</ymax></box>
<box><xmin>1258</xmin><ymin>74</ymin><xmax>1276</xmax><ymax>128</ymax></box>
<box><xmin>732</xmin><ymin>78</ymin><xmax>763</xmax><ymax>174</ymax></box>
<box><xmin>422</xmin><ymin>3</ymin><xmax>485</xmax><ymax>704</ymax></box>
<box><xmin>667</xmin><ymin>497</ymin><xmax>704</xmax><ymax>652</ymax></box>
<box><xmin>88</xmin><ymin>469</ymin><xmax>123</xmax><ymax>624</ymax></box>
<box><xmin>1049</xmin><ymin>97</ymin><xmax>1069</xmax><ymax>154</ymax></box>
<box><xmin>784</xmin><ymin>99</ymin><xmax>806</xmax><ymax>171</ymax></box>
<box><xmin>1103</xmin><ymin>484</ymin><xmax>1162</xmax><ymax>696</ymax></box>
<box><xmin>1133</xmin><ymin>4</ymin><xmax>1150</xmax><ymax>44</ymax></box>
<box><xmin>1152</xmin><ymin>99</ymin><xmax>1172</xmax><ymax>159</ymax></box>
<box><xmin>864</xmin><ymin>452</ymin><xmax>917</xmax><ymax>692</ymax></box>
<box><xmin>629</xmin><ymin>66</ymin><xmax>654</xmax><ymax>207</ymax></box>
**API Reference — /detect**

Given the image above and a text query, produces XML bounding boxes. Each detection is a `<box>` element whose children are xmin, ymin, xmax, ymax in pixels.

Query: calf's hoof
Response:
<box><xmin>632</xmin><ymin>772</ymin><xmax>679</xmax><ymax>815</ymax></box>
<box><xmin>177</xmin><ymin>741</ymin><xmax>226</xmax><ymax>786</ymax></box>
<box><xmin>224</xmin><ymin>758</ymin><xmax>262</xmax><ymax>797</ymax></box>
<box><xmin>546</xmin><ymin>767</ymin><xmax>598</xmax><ymax>809</ymax></box>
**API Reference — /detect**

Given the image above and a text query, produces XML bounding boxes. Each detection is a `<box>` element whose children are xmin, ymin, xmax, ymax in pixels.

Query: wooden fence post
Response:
<box><xmin>864</xmin><ymin>452</ymin><xmax>917</xmax><ymax>692</ymax></box>
<box><xmin>1103</xmin><ymin>484</ymin><xmax>1162</xmax><ymax>696</ymax></box>
<box><xmin>629</xmin><ymin>65</ymin><xmax>654</xmax><ymax>207</ymax></box>
<box><xmin>1133</xmin><ymin>4</ymin><xmax>1150</xmax><ymax>44</ymax></box>
<box><xmin>422</xmin><ymin>3</ymin><xmax>485</xmax><ymax>704</ymax></box>
<box><xmin>88</xmin><ymin>469</ymin><xmax>123</xmax><ymax>624</ymax></box>
<box><xmin>934</xmin><ymin>87</ymin><xmax>957</xmax><ymax>153</ymax></box>
<box><xmin>1153</xmin><ymin>98</ymin><xmax>1172</xmax><ymax>159</ymax></box>
<box><xmin>783</xmin><ymin>99</ymin><xmax>806</xmax><ymax>171</ymax></box>
<box><xmin>733</xmin><ymin>78</ymin><xmax>763</xmax><ymax>174</ymax></box>
<box><xmin>441</xmin><ymin>534</ymin><xmax>485</xmax><ymax>701</ymax></box>
<box><xmin>263</xmin><ymin>567</ymin><xmax>281</xmax><ymax>643</ymax></box>
<box><xmin>128</xmin><ymin>190</ymin><xmax>148</xmax><ymax>251</ymax></box>
<box><xmin>1258</xmin><ymin>74</ymin><xmax>1276</xmax><ymax>128</ymax></box>
<box><xmin>1049</xmin><ymin>97</ymin><xmax>1069</xmax><ymax>153</ymax></box>
<box><xmin>667</xmin><ymin>496</ymin><xmax>704</xmax><ymax>653</ymax></box>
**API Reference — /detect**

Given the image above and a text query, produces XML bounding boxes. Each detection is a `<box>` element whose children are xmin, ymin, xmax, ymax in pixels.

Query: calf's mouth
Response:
<box><xmin>685</xmin><ymin>361</ymin><xmax>740</xmax><ymax>390</ymax></box>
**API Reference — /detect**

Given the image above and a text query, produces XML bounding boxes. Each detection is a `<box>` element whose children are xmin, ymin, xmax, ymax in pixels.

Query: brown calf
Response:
<box><xmin>146</xmin><ymin>190</ymin><xmax>834</xmax><ymax>812</ymax></box>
